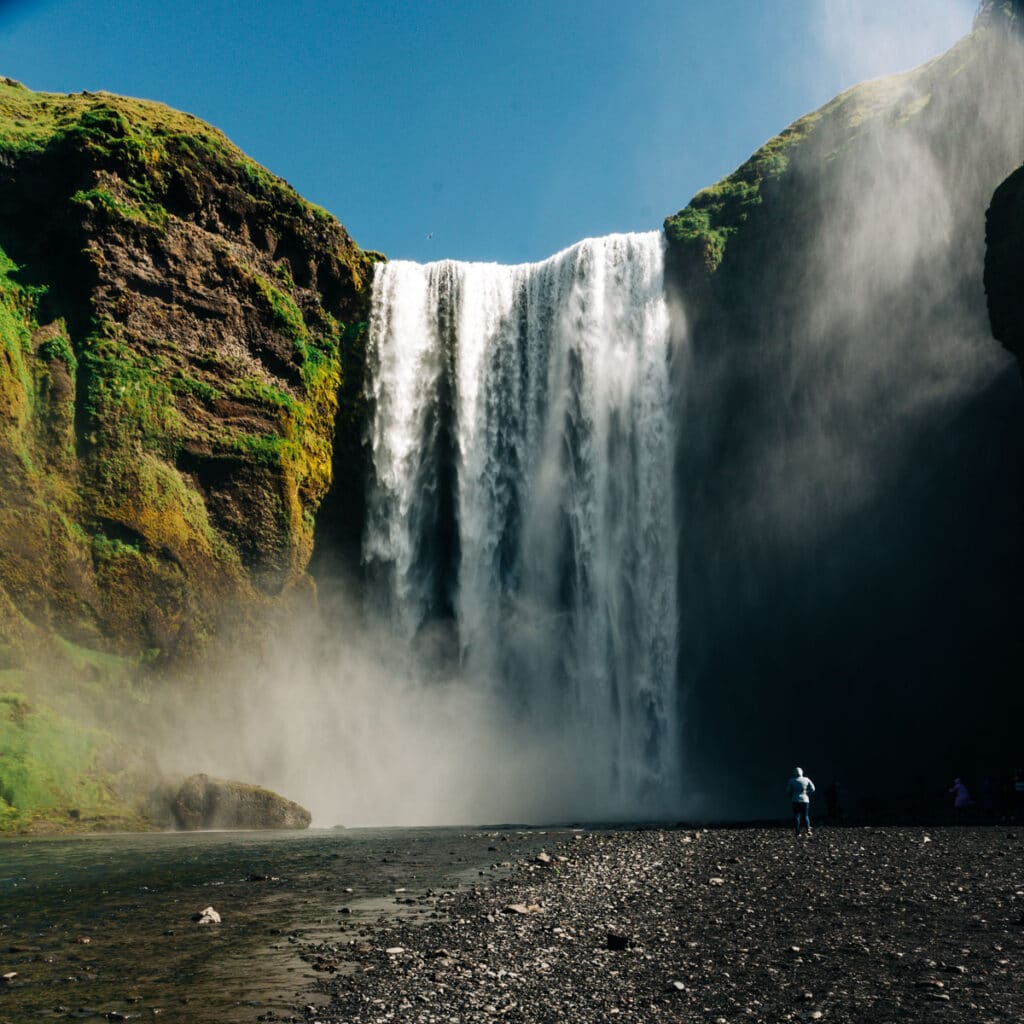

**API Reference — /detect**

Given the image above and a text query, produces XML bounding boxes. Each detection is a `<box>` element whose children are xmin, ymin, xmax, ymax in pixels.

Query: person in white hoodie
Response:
<box><xmin>787</xmin><ymin>767</ymin><xmax>815</xmax><ymax>835</ymax></box>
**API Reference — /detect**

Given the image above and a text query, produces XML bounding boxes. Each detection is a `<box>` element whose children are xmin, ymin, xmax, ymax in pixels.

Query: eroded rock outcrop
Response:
<box><xmin>170</xmin><ymin>773</ymin><xmax>311</xmax><ymax>830</ymax></box>
<box><xmin>985</xmin><ymin>164</ymin><xmax>1024</xmax><ymax>359</ymax></box>
<box><xmin>0</xmin><ymin>78</ymin><xmax>380</xmax><ymax>664</ymax></box>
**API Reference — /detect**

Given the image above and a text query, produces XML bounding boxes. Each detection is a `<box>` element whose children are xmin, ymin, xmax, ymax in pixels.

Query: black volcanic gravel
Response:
<box><xmin>298</xmin><ymin>827</ymin><xmax>1024</xmax><ymax>1024</ymax></box>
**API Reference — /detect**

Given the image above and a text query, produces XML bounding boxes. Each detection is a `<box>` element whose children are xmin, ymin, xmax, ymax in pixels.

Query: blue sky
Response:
<box><xmin>0</xmin><ymin>0</ymin><xmax>977</xmax><ymax>263</ymax></box>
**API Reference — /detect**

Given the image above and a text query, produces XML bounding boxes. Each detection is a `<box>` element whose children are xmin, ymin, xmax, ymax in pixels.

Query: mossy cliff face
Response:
<box><xmin>0</xmin><ymin>78</ymin><xmax>380</xmax><ymax>664</ymax></box>
<box><xmin>662</xmin><ymin>10</ymin><xmax>1024</xmax><ymax>810</ymax></box>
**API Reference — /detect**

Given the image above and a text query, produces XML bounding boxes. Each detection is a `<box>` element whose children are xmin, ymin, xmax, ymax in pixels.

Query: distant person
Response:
<box><xmin>787</xmin><ymin>766</ymin><xmax>815</xmax><ymax>836</ymax></box>
<box><xmin>825</xmin><ymin>780</ymin><xmax>842</xmax><ymax>823</ymax></box>
<box><xmin>949</xmin><ymin>777</ymin><xmax>973</xmax><ymax>822</ymax></box>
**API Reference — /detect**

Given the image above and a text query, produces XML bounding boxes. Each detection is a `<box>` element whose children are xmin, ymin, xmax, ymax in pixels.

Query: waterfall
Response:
<box><xmin>364</xmin><ymin>231</ymin><xmax>680</xmax><ymax>819</ymax></box>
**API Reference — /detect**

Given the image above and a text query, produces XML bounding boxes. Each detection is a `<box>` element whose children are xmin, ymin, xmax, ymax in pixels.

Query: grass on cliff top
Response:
<box><xmin>663</xmin><ymin>30</ymin><xmax>978</xmax><ymax>272</ymax></box>
<box><xmin>0</xmin><ymin>75</ymin><xmax>263</xmax><ymax>184</ymax></box>
<box><xmin>0</xmin><ymin>76</ymin><xmax>355</xmax><ymax>253</ymax></box>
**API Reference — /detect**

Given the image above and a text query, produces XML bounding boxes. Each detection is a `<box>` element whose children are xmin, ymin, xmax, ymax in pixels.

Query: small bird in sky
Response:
<box><xmin>426</xmin><ymin>232</ymin><xmax>433</xmax><ymax>239</ymax></box>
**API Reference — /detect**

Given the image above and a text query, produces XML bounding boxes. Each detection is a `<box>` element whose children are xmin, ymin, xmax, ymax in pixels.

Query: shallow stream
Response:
<box><xmin>0</xmin><ymin>826</ymin><xmax>555</xmax><ymax>1023</ymax></box>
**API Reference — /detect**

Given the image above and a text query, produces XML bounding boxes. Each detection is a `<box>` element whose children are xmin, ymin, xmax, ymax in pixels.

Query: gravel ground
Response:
<box><xmin>293</xmin><ymin>826</ymin><xmax>1024</xmax><ymax>1024</ymax></box>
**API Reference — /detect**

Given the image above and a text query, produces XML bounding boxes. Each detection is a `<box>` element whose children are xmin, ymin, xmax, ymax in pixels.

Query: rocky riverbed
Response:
<box><xmin>300</xmin><ymin>826</ymin><xmax>1024</xmax><ymax>1024</ymax></box>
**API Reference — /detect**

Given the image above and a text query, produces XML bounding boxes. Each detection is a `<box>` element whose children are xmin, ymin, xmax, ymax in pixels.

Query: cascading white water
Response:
<box><xmin>364</xmin><ymin>231</ymin><xmax>680</xmax><ymax>819</ymax></box>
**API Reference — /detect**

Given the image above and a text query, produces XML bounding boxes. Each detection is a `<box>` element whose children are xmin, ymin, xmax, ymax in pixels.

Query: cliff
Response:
<box><xmin>0</xmin><ymin>79</ymin><xmax>379</xmax><ymax>830</ymax></box>
<box><xmin>663</xmin><ymin>6</ymin><xmax>1024</xmax><ymax>811</ymax></box>
<box><xmin>0</xmin><ymin>79</ymin><xmax>380</xmax><ymax>665</ymax></box>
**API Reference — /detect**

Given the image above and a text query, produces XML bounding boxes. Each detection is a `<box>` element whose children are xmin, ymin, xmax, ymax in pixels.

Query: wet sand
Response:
<box><xmin>302</xmin><ymin>826</ymin><xmax>1024</xmax><ymax>1024</ymax></box>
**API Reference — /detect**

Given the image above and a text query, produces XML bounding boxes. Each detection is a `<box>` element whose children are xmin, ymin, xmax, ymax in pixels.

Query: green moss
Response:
<box><xmin>91</xmin><ymin>532</ymin><xmax>142</xmax><ymax>560</ymax></box>
<box><xmin>251</xmin><ymin>273</ymin><xmax>309</xmax><ymax>348</ymax></box>
<box><xmin>170</xmin><ymin>372</ymin><xmax>221</xmax><ymax>404</ymax></box>
<box><xmin>0</xmin><ymin>245</ymin><xmax>37</xmax><ymax>359</ymax></box>
<box><xmin>80</xmin><ymin>334</ymin><xmax>180</xmax><ymax>458</ymax></box>
<box><xmin>0</xmin><ymin>690</ymin><xmax>129</xmax><ymax>831</ymax></box>
<box><xmin>232</xmin><ymin>431</ymin><xmax>293</xmax><ymax>466</ymax></box>
<box><xmin>52</xmin><ymin>634</ymin><xmax>138</xmax><ymax>680</ymax></box>
<box><xmin>0</xmin><ymin>245</ymin><xmax>41</xmax><ymax>467</ymax></box>
<box><xmin>230</xmin><ymin>375</ymin><xmax>298</xmax><ymax>413</ymax></box>
<box><xmin>665</xmin><ymin>110</ymin><xmax>823</xmax><ymax>272</ymax></box>
<box><xmin>273</xmin><ymin>260</ymin><xmax>296</xmax><ymax>289</ymax></box>
<box><xmin>71</xmin><ymin>185</ymin><xmax>168</xmax><ymax>231</ymax></box>
<box><xmin>37</xmin><ymin>331</ymin><xmax>77</xmax><ymax>371</ymax></box>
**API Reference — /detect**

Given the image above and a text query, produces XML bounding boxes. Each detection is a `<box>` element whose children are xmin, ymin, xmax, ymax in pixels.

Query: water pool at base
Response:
<box><xmin>0</xmin><ymin>826</ymin><xmax>558</xmax><ymax>1023</ymax></box>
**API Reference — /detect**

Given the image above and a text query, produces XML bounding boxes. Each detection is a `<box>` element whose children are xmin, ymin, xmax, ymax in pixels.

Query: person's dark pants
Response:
<box><xmin>792</xmin><ymin>801</ymin><xmax>811</xmax><ymax>833</ymax></box>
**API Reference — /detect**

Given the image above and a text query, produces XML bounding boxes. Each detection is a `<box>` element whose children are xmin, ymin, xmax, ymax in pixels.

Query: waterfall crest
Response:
<box><xmin>364</xmin><ymin>231</ymin><xmax>679</xmax><ymax>819</ymax></box>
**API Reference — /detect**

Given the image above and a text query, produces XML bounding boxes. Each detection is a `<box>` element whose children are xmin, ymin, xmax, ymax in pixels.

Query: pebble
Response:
<box><xmin>193</xmin><ymin>906</ymin><xmax>221</xmax><ymax>925</ymax></box>
<box><xmin>298</xmin><ymin>826</ymin><xmax>1024</xmax><ymax>1024</ymax></box>
<box><xmin>503</xmin><ymin>903</ymin><xmax>541</xmax><ymax>915</ymax></box>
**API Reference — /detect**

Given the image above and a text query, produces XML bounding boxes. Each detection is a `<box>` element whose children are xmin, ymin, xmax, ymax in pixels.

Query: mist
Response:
<box><xmin>673</xmin><ymin>10</ymin><xmax>1024</xmax><ymax>817</ymax></box>
<box><xmin>144</xmin><ymin>582</ymin><xmax>695</xmax><ymax>827</ymax></box>
<box><xmin>812</xmin><ymin>0</ymin><xmax>978</xmax><ymax>87</ymax></box>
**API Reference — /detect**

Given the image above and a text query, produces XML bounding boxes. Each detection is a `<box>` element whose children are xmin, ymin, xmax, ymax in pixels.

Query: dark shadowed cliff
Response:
<box><xmin>986</xmin><ymin>163</ymin><xmax>1024</xmax><ymax>361</ymax></box>
<box><xmin>664</xmin><ymin>4</ymin><xmax>1024</xmax><ymax>814</ymax></box>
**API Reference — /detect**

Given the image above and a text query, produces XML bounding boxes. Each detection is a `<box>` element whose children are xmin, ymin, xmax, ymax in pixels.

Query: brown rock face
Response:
<box><xmin>0</xmin><ymin>80</ymin><xmax>382</xmax><ymax>662</ymax></box>
<box><xmin>170</xmin><ymin>773</ymin><xmax>311</xmax><ymax>830</ymax></box>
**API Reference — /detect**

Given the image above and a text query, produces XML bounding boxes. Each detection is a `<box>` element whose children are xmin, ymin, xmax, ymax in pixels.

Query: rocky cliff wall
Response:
<box><xmin>0</xmin><ymin>79</ymin><xmax>380</xmax><ymax>667</ymax></box>
<box><xmin>0</xmin><ymin>81</ymin><xmax>383</xmax><ymax>830</ymax></box>
<box><xmin>663</xmin><ymin>8</ymin><xmax>1024</xmax><ymax>812</ymax></box>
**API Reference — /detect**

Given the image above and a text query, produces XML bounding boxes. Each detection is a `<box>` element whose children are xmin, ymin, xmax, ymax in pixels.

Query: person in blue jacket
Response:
<box><xmin>787</xmin><ymin>766</ymin><xmax>816</xmax><ymax>835</ymax></box>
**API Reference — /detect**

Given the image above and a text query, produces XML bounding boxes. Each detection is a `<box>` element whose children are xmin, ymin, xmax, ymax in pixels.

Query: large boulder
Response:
<box><xmin>170</xmin><ymin>773</ymin><xmax>311</xmax><ymax>830</ymax></box>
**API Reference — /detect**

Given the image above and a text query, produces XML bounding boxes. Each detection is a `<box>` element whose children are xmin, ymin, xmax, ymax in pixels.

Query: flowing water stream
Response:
<box><xmin>364</xmin><ymin>232</ymin><xmax>680</xmax><ymax>819</ymax></box>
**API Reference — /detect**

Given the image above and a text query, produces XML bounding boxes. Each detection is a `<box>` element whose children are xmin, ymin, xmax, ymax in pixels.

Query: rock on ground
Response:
<box><xmin>302</xmin><ymin>826</ymin><xmax>1024</xmax><ymax>1024</ymax></box>
<box><xmin>170</xmin><ymin>773</ymin><xmax>310</xmax><ymax>830</ymax></box>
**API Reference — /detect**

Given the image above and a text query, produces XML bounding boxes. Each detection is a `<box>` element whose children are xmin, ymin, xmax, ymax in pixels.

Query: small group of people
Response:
<box><xmin>786</xmin><ymin>766</ymin><xmax>1024</xmax><ymax>832</ymax></box>
<box><xmin>948</xmin><ymin>770</ymin><xmax>1024</xmax><ymax>820</ymax></box>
